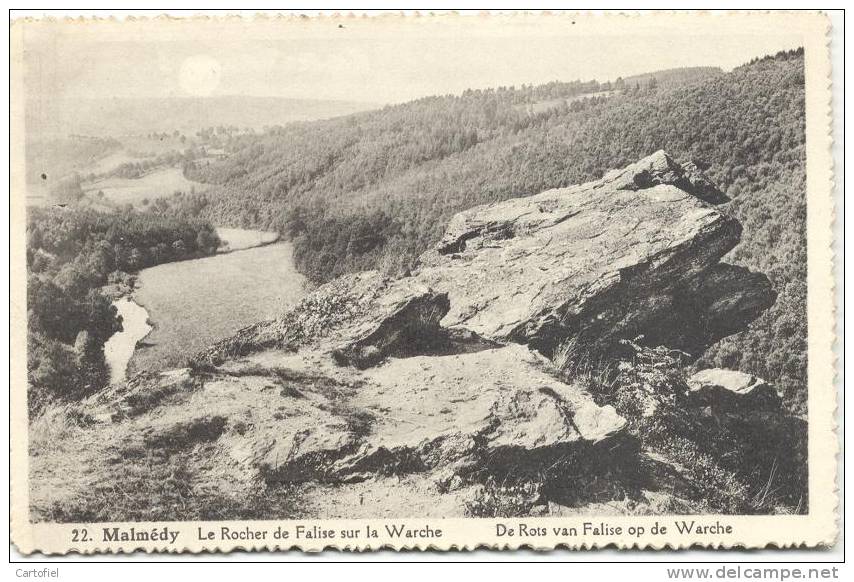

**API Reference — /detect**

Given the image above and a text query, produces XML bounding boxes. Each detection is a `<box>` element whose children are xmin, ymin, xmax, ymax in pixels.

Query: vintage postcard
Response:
<box><xmin>9</xmin><ymin>11</ymin><xmax>837</xmax><ymax>554</ymax></box>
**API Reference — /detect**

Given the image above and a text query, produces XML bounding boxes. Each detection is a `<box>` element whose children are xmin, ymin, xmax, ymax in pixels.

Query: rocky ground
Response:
<box><xmin>29</xmin><ymin>152</ymin><xmax>807</xmax><ymax>521</ymax></box>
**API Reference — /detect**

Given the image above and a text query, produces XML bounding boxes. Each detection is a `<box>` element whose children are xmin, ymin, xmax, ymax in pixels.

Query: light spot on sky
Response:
<box><xmin>21</xmin><ymin>16</ymin><xmax>804</xmax><ymax>104</ymax></box>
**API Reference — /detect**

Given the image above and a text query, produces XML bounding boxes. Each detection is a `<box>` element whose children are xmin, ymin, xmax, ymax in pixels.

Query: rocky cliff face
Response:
<box><xmin>31</xmin><ymin>153</ymin><xmax>804</xmax><ymax>522</ymax></box>
<box><xmin>417</xmin><ymin>150</ymin><xmax>775</xmax><ymax>357</ymax></box>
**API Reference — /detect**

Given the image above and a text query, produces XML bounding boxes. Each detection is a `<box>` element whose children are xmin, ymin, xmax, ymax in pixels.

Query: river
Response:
<box><xmin>103</xmin><ymin>297</ymin><xmax>153</xmax><ymax>384</ymax></box>
<box><xmin>103</xmin><ymin>228</ymin><xmax>307</xmax><ymax>381</ymax></box>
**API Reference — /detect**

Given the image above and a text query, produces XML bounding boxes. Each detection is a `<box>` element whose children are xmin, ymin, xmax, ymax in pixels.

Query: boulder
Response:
<box><xmin>349</xmin><ymin>345</ymin><xmax>627</xmax><ymax>473</ymax></box>
<box><xmin>87</xmin><ymin>367</ymin><xmax>199</xmax><ymax>421</ymax></box>
<box><xmin>688</xmin><ymin>264</ymin><xmax>778</xmax><ymax>342</ymax></box>
<box><xmin>598</xmin><ymin>149</ymin><xmax>730</xmax><ymax>204</ymax></box>
<box><xmin>203</xmin><ymin>271</ymin><xmax>454</xmax><ymax>368</ymax></box>
<box><xmin>415</xmin><ymin>150</ymin><xmax>775</xmax><ymax>358</ymax></box>
<box><xmin>247</xmin><ymin>345</ymin><xmax>627</xmax><ymax>485</ymax></box>
<box><xmin>687</xmin><ymin>368</ymin><xmax>781</xmax><ymax>412</ymax></box>
<box><xmin>186</xmin><ymin>152</ymin><xmax>779</xmax><ymax>494</ymax></box>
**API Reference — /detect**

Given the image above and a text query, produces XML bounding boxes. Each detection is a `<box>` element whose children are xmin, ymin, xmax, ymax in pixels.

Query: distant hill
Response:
<box><xmin>23</xmin><ymin>95</ymin><xmax>377</xmax><ymax>205</ymax></box>
<box><xmin>620</xmin><ymin>66</ymin><xmax>723</xmax><ymax>91</ymax></box>
<box><xmin>182</xmin><ymin>48</ymin><xmax>807</xmax><ymax>413</ymax></box>
<box><xmin>25</xmin><ymin>95</ymin><xmax>377</xmax><ymax>138</ymax></box>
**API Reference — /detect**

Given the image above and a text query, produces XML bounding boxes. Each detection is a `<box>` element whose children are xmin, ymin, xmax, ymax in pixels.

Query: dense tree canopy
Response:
<box><xmin>26</xmin><ymin>205</ymin><xmax>221</xmax><ymax>413</ymax></box>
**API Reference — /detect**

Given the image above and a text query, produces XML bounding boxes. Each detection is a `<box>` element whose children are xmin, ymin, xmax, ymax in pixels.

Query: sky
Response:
<box><xmin>19</xmin><ymin>14</ymin><xmax>805</xmax><ymax>105</ymax></box>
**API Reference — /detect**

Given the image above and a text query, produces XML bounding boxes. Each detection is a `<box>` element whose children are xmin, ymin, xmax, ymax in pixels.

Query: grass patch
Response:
<box><xmin>552</xmin><ymin>335</ymin><xmax>616</xmax><ymax>395</ymax></box>
<box><xmin>37</xmin><ymin>442</ymin><xmax>307</xmax><ymax>523</ymax></box>
<box><xmin>84</xmin><ymin>167</ymin><xmax>203</xmax><ymax>207</ymax></box>
<box><xmin>465</xmin><ymin>478</ymin><xmax>544</xmax><ymax>518</ymax></box>
<box><xmin>29</xmin><ymin>404</ymin><xmax>87</xmax><ymax>457</ymax></box>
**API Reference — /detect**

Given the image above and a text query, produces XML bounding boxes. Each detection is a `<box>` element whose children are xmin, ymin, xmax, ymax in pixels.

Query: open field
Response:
<box><xmin>84</xmin><ymin>167</ymin><xmax>203</xmax><ymax>206</ymax></box>
<box><xmin>216</xmin><ymin>228</ymin><xmax>280</xmax><ymax>252</ymax></box>
<box><xmin>130</xmin><ymin>242</ymin><xmax>308</xmax><ymax>372</ymax></box>
<box><xmin>85</xmin><ymin>150</ymin><xmax>141</xmax><ymax>175</ymax></box>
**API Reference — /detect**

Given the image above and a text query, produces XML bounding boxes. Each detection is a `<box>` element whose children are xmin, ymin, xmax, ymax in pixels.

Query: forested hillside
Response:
<box><xmin>26</xmin><ymin>205</ymin><xmax>221</xmax><ymax>414</ymax></box>
<box><xmin>184</xmin><ymin>50</ymin><xmax>807</xmax><ymax>413</ymax></box>
<box><xmin>621</xmin><ymin>65</ymin><xmax>722</xmax><ymax>90</ymax></box>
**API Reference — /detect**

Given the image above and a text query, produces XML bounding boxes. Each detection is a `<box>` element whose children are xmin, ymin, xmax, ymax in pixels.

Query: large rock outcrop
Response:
<box><xmin>244</xmin><ymin>345</ymin><xmax>627</xmax><ymax>485</ymax></box>
<box><xmin>37</xmin><ymin>343</ymin><xmax>629</xmax><ymax>518</ymax></box>
<box><xmin>175</xmin><ymin>151</ymin><xmax>779</xmax><ymax>502</ymax></box>
<box><xmin>204</xmin><ymin>270</ymin><xmax>495</xmax><ymax>369</ymax></box>
<box><xmin>415</xmin><ymin>150</ymin><xmax>775</xmax><ymax>357</ymax></box>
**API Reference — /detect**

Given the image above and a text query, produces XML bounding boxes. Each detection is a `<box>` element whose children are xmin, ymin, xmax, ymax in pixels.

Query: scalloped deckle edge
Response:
<box><xmin>9</xmin><ymin>10</ymin><xmax>839</xmax><ymax>555</ymax></box>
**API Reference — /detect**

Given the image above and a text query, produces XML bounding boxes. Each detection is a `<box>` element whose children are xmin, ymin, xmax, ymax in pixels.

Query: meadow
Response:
<box><xmin>130</xmin><ymin>241</ymin><xmax>309</xmax><ymax>373</ymax></box>
<box><xmin>84</xmin><ymin>167</ymin><xmax>203</xmax><ymax>207</ymax></box>
<box><xmin>216</xmin><ymin>228</ymin><xmax>280</xmax><ymax>252</ymax></box>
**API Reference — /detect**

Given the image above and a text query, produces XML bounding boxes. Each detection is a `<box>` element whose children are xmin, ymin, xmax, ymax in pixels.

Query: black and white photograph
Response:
<box><xmin>9</xmin><ymin>10</ymin><xmax>839</xmax><ymax>555</ymax></box>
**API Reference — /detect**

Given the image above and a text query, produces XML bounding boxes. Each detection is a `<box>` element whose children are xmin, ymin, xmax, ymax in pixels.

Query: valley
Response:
<box><xmin>23</xmin><ymin>50</ymin><xmax>811</xmax><ymax>523</ymax></box>
<box><xmin>27</xmin><ymin>153</ymin><xmax>808</xmax><ymax>521</ymax></box>
<box><xmin>101</xmin><ymin>227</ymin><xmax>295</xmax><ymax>382</ymax></box>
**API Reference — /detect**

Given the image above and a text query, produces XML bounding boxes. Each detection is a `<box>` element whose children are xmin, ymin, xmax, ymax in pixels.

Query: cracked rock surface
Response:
<box><xmin>416</xmin><ymin>150</ymin><xmax>775</xmax><ymax>357</ymax></box>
